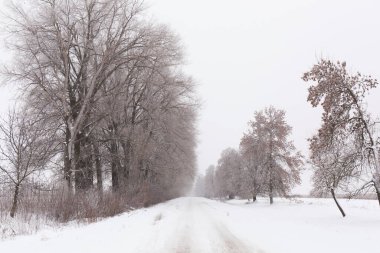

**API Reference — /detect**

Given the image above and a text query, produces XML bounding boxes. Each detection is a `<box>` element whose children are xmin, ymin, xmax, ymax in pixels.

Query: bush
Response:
<box><xmin>0</xmin><ymin>187</ymin><xmax>133</xmax><ymax>238</ymax></box>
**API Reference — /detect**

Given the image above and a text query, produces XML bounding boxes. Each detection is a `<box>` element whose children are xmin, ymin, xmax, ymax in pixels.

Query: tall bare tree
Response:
<box><xmin>6</xmin><ymin>0</ymin><xmax>148</xmax><ymax>191</ymax></box>
<box><xmin>5</xmin><ymin>0</ymin><xmax>198</xmax><ymax>202</ymax></box>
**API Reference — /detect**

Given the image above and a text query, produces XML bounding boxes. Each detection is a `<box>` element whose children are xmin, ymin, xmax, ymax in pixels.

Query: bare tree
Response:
<box><xmin>0</xmin><ymin>109</ymin><xmax>56</xmax><ymax>217</ymax></box>
<box><xmin>310</xmin><ymin>132</ymin><xmax>362</xmax><ymax>217</ymax></box>
<box><xmin>204</xmin><ymin>165</ymin><xmax>216</xmax><ymax>198</ymax></box>
<box><xmin>4</xmin><ymin>0</ymin><xmax>198</xmax><ymax>203</ymax></box>
<box><xmin>214</xmin><ymin>148</ymin><xmax>243</xmax><ymax>199</ymax></box>
<box><xmin>240</xmin><ymin>129</ymin><xmax>266</xmax><ymax>202</ymax></box>
<box><xmin>6</xmin><ymin>0</ymin><xmax>151</xmax><ymax>191</ymax></box>
<box><xmin>193</xmin><ymin>175</ymin><xmax>206</xmax><ymax>197</ymax></box>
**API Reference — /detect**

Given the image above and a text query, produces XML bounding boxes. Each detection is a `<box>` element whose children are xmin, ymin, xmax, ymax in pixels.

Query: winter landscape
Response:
<box><xmin>0</xmin><ymin>0</ymin><xmax>380</xmax><ymax>253</ymax></box>
<box><xmin>1</xmin><ymin>197</ymin><xmax>379</xmax><ymax>253</ymax></box>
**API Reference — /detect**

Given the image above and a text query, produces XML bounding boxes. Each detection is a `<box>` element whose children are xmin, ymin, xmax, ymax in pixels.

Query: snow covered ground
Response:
<box><xmin>0</xmin><ymin>197</ymin><xmax>379</xmax><ymax>253</ymax></box>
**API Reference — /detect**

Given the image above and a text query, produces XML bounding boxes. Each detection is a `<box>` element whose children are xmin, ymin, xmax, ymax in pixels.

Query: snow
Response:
<box><xmin>223</xmin><ymin>197</ymin><xmax>380</xmax><ymax>253</ymax></box>
<box><xmin>0</xmin><ymin>197</ymin><xmax>379</xmax><ymax>253</ymax></box>
<box><xmin>0</xmin><ymin>214</ymin><xmax>58</xmax><ymax>239</ymax></box>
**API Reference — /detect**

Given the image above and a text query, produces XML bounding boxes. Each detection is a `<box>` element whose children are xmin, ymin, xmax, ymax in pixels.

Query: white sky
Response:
<box><xmin>1</xmin><ymin>0</ymin><xmax>380</xmax><ymax>194</ymax></box>
<box><xmin>146</xmin><ymin>0</ymin><xmax>380</xmax><ymax>194</ymax></box>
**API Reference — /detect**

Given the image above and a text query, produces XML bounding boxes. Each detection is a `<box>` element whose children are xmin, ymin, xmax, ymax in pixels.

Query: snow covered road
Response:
<box><xmin>0</xmin><ymin>197</ymin><xmax>260</xmax><ymax>253</ymax></box>
<box><xmin>1</xmin><ymin>197</ymin><xmax>380</xmax><ymax>253</ymax></box>
<box><xmin>163</xmin><ymin>198</ymin><xmax>256</xmax><ymax>253</ymax></box>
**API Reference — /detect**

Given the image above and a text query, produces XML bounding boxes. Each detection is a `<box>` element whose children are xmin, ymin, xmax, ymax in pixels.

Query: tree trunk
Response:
<box><xmin>252</xmin><ymin>193</ymin><xmax>257</xmax><ymax>202</ymax></box>
<box><xmin>331</xmin><ymin>188</ymin><xmax>345</xmax><ymax>217</ymax></box>
<box><xmin>121</xmin><ymin>140</ymin><xmax>131</xmax><ymax>184</ymax></box>
<box><xmin>74</xmin><ymin>133</ymin><xmax>94</xmax><ymax>191</ymax></box>
<box><xmin>74</xmin><ymin>132</ymin><xmax>94</xmax><ymax>191</ymax></box>
<box><xmin>269</xmin><ymin>181</ymin><xmax>273</xmax><ymax>204</ymax></box>
<box><xmin>110</xmin><ymin>138</ymin><xmax>120</xmax><ymax>192</ymax></box>
<box><xmin>371</xmin><ymin>147</ymin><xmax>380</xmax><ymax>191</ymax></box>
<box><xmin>86</xmin><ymin>144</ymin><xmax>94</xmax><ymax>188</ymax></box>
<box><xmin>269</xmin><ymin>133</ymin><xmax>274</xmax><ymax>205</ymax></box>
<box><xmin>74</xmin><ymin>134</ymin><xmax>84</xmax><ymax>191</ymax></box>
<box><xmin>93</xmin><ymin>141</ymin><xmax>103</xmax><ymax>194</ymax></box>
<box><xmin>373</xmin><ymin>182</ymin><xmax>380</xmax><ymax>206</ymax></box>
<box><xmin>10</xmin><ymin>184</ymin><xmax>20</xmax><ymax>218</ymax></box>
<box><xmin>64</xmin><ymin>121</ymin><xmax>72</xmax><ymax>192</ymax></box>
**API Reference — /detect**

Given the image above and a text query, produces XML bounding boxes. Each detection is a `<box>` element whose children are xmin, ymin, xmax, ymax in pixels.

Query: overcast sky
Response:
<box><xmin>1</xmin><ymin>0</ymin><xmax>380</xmax><ymax>194</ymax></box>
<box><xmin>146</xmin><ymin>0</ymin><xmax>380</xmax><ymax>194</ymax></box>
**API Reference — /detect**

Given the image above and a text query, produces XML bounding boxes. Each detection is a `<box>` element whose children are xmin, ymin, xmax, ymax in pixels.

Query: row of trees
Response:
<box><xmin>197</xmin><ymin>59</ymin><xmax>380</xmax><ymax>217</ymax></box>
<box><xmin>304</xmin><ymin>60</ymin><xmax>380</xmax><ymax>217</ymax></box>
<box><xmin>195</xmin><ymin>106</ymin><xmax>304</xmax><ymax>204</ymax></box>
<box><xmin>0</xmin><ymin>0</ymin><xmax>198</xmax><ymax>218</ymax></box>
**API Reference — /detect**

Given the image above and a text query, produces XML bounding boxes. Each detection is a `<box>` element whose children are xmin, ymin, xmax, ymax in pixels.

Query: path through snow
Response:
<box><xmin>166</xmin><ymin>198</ymin><xmax>256</xmax><ymax>253</ymax></box>
<box><xmin>1</xmin><ymin>196</ymin><xmax>379</xmax><ymax>253</ymax></box>
<box><xmin>0</xmin><ymin>197</ymin><xmax>260</xmax><ymax>253</ymax></box>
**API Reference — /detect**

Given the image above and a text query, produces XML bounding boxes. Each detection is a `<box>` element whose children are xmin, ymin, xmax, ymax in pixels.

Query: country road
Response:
<box><xmin>1</xmin><ymin>197</ymin><xmax>380</xmax><ymax>253</ymax></box>
<box><xmin>0</xmin><ymin>197</ymin><xmax>260</xmax><ymax>253</ymax></box>
<box><xmin>163</xmin><ymin>198</ymin><xmax>256</xmax><ymax>253</ymax></box>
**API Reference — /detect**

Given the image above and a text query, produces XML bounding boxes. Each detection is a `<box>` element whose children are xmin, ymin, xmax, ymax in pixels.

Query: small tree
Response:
<box><xmin>0</xmin><ymin>109</ymin><xmax>55</xmax><ymax>217</ymax></box>
<box><xmin>310</xmin><ymin>133</ymin><xmax>362</xmax><ymax>217</ymax></box>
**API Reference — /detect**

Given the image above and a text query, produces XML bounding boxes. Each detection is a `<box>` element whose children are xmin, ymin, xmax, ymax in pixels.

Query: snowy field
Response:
<box><xmin>0</xmin><ymin>197</ymin><xmax>379</xmax><ymax>253</ymax></box>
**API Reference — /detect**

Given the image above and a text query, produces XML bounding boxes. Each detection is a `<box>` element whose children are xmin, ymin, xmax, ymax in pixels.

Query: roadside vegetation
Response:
<box><xmin>0</xmin><ymin>0</ymin><xmax>198</xmax><ymax>237</ymax></box>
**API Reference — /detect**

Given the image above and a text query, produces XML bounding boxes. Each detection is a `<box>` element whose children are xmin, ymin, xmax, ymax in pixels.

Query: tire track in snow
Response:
<box><xmin>169</xmin><ymin>198</ymin><xmax>260</xmax><ymax>253</ymax></box>
<box><xmin>212</xmin><ymin>222</ymin><xmax>252</xmax><ymax>253</ymax></box>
